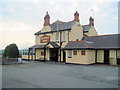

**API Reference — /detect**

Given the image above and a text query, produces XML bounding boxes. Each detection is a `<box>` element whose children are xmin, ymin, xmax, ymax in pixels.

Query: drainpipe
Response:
<box><xmin>60</xmin><ymin>42</ymin><xmax>63</xmax><ymax>62</ymax></box>
<box><xmin>60</xmin><ymin>31</ymin><xmax>63</xmax><ymax>62</ymax></box>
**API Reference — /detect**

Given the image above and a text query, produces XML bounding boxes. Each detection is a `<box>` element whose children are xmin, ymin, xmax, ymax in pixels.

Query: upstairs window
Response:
<box><xmin>56</xmin><ymin>32</ymin><xmax>59</xmax><ymax>42</ymax></box>
<box><xmin>63</xmin><ymin>32</ymin><xmax>66</xmax><ymax>41</ymax></box>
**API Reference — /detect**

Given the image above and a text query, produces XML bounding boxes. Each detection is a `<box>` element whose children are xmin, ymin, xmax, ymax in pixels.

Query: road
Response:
<box><xmin>2</xmin><ymin>61</ymin><xmax>119</xmax><ymax>88</ymax></box>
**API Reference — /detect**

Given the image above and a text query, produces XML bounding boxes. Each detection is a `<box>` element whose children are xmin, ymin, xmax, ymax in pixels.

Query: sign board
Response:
<box><xmin>40</xmin><ymin>35</ymin><xmax>50</xmax><ymax>43</ymax></box>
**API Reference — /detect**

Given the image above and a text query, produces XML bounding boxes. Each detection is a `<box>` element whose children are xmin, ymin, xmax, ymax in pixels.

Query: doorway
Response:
<box><xmin>50</xmin><ymin>48</ymin><xmax>58</xmax><ymax>62</ymax></box>
<box><xmin>63</xmin><ymin>50</ymin><xmax>66</xmax><ymax>62</ymax></box>
<box><xmin>104</xmin><ymin>50</ymin><xmax>109</xmax><ymax>64</ymax></box>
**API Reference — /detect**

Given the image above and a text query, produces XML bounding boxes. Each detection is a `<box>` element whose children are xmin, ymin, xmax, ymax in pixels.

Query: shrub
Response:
<box><xmin>3</xmin><ymin>43</ymin><xmax>19</xmax><ymax>58</ymax></box>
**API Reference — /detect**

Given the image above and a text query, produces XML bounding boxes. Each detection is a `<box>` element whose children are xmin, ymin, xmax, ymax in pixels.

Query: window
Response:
<box><xmin>41</xmin><ymin>52</ymin><xmax>44</xmax><ymax>55</ymax></box>
<box><xmin>81</xmin><ymin>50</ymin><xmax>85</xmax><ymax>55</ymax></box>
<box><xmin>56</xmin><ymin>32</ymin><xmax>59</xmax><ymax>42</ymax></box>
<box><xmin>22</xmin><ymin>49</ymin><xmax>28</xmax><ymax>55</ymax></box>
<box><xmin>73</xmin><ymin>50</ymin><xmax>77</xmax><ymax>55</ymax></box>
<box><xmin>41</xmin><ymin>51</ymin><xmax>46</xmax><ymax>56</ymax></box>
<box><xmin>22</xmin><ymin>49</ymin><xmax>35</xmax><ymax>56</ymax></box>
<box><xmin>63</xmin><ymin>32</ymin><xmax>66</xmax><ymax>41</ymax></box>
<box><xmin>68</xmin><ymin>50</ymin><xmax>72</xmax><ymax>58</ymax></box>
<box><xmin>33</xmin><ymin>49</ymin><xmax>35</xmax><ymax>55</ymax></box>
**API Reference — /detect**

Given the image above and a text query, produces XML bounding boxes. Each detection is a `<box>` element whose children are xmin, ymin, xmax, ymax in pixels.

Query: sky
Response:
<box><xmin>0</xmin><ymin>0</ymin><xmax>119</xmax><ymax>50</ymax></box>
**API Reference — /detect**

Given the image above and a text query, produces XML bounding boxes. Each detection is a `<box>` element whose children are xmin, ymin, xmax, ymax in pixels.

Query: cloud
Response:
<box><xmin>112</xmin><ymin>16</ymin><xmax>118</xmax><ymax>20</ymax></box>
<box><xmin>1</xmin><ymin>0</ymin><xmax>118</xmax><ymax>3</ymax></box>
<box><xmin>3</xmin><ymin>3</ymin><xmax>16</xmax><ymax>14</ymax></box>
<box><xmin>0</xmin><ymin>20</ymin><xmax>30</xmax><ymax>31</ymax></box>
<box><xmin>101</xmin><ymin>13</ymin><xmax>108</xmax><ymax>18</ymax></box>
<box><xmin>22</xmin><ymin>5</ymin><xmax>32</xmax><ymax>10</ymax></box>
<box><xmin>90</xmin><ymin>4</ymin><xmax>99</xmax><ymax>12</ymax></box>
<box><xmin>0</xmin><ymin>1</ymin><xmax>118</xmax><ymax>49</ymax></box>
<box><xmin>0</xmin><ymin>19</ymin><xmax>41</xmax><ymax>49</ymax></box>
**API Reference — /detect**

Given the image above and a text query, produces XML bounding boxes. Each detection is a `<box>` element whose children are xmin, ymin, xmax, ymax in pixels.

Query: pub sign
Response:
<box><xmin>40</xmin><ymin>35</ymin><xmax>50</xmax><ymax>43</ymax></box>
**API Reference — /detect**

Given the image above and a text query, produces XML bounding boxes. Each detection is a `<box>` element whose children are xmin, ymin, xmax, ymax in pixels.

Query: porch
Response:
<box><xmin>23</xmin><ymin>42</ymin><xmax>60</xmax><ymax>62</ymax></box>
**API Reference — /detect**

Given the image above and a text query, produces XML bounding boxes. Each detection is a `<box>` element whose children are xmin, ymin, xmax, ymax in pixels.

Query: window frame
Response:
<box><xmin>41</xmin><ymin>51</ymin><xmax>44</xmax><ymax>56</ymax></box>
<box><xmin>68</xmin><ymin>50</ymin><xmax>72</xmax><ymax>58</ymax></box>
<box><xmin>73</xmin><ymin>50</ymin><xmax>77</xmax><ymax>55</ymax></box>
<box><xmin>56</xmin><ymin>32</ymin><xmax>59</xmax><ymax>42</ymax></box>
<box><xmin>81</xmin><ymin>50</ymin><xmax>85</xmax><ymax>55</ymax></box>
<box><xmin>63</xmin><ymin>32</ymin><xmax>66</xmax><ymax>41</ymax></box>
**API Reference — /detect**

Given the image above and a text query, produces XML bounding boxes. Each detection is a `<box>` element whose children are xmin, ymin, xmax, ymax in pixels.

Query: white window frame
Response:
<box><xmin>68</xmin><ymin>50</ymin><xmax>72</xmax><ymax>58</ymax></box>
<box><xmin>56</xmin><ymin>32</ymin><xmax>59</xmax><ymax>42</ymax></box>
<box><xmin>63</xmin><ymin>32</ymin><xmax>66</xmax><ymax>41</ymax></box>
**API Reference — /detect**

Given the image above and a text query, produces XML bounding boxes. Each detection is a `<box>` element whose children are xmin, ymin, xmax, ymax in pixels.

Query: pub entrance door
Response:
<box><xmin>50</xmin><ymin>48</ymin><xmax>58</xmax><ymax>62</ymax></box>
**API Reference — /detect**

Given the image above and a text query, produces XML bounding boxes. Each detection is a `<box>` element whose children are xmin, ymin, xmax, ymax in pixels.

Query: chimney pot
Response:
<box><xmin>44</xmin><ymin>11</ymin><xmax>50</xmax><ymax>26</ymax></box>
<box><xmin>74</xmin><ymin>11</ymin><xmax>79</xmax><ymax>22</ymax></box>
<box><xmin>89</xmin><ymin>16</ymin><xmax>94</xmax><ymax>26</ymax></box>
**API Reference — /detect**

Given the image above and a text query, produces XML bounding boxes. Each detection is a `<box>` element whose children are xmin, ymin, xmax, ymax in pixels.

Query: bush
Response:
<box><xmin>3</xmin><ymin>43</ymin><xmax>19</xmax><ymax>58</ymax></box>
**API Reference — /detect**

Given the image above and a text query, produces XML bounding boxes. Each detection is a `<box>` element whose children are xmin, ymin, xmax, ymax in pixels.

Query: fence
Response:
<box><xmin>2</xmin><ymin>58</ymin><xmax>18</xmax><ymax>64</ymax></box>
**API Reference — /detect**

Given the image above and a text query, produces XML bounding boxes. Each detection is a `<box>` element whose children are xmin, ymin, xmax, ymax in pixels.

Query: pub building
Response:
<box><xmin>22</xmin><ymin>11</ymin><xmax>120</xmax><ymax>65</ymax></box>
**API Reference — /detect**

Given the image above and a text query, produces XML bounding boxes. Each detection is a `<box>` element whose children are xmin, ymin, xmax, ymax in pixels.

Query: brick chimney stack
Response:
<box><xmin>74</xmin><ymin>11</ymin><xmax>79</xmax><ymax>22</ymax></box>
<box><xmin>44</xmin><ymin>11</ymin><xmax>50</xmax><ymax>26</ymax></box>
<box><xmin>89</xmin><ymin>16</ymin><xmax>94</xmax><ymax>26</ymax></box>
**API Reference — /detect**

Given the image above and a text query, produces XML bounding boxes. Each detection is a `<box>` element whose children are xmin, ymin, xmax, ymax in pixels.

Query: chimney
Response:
<box><xmin>89</xmin><ymin>16</ymin><xmax>94</xmax><ymax>26</ymax></box>
<box><xmin>74</xmin><ymin>11</ymin><xmax>79</xmax><ymax>22</ymax></box>
<box><xmin>44</xmin><ymin>11</ymin><xmax>50</xmax><ymax>26</ymax></box>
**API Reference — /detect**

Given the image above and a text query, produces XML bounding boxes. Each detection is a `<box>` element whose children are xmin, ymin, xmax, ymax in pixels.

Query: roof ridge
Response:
<box><xmin>50</xmin><ymin>20</ymin><xmax>65</xmax><ymax>25</ymax></box>
<box><xmin>69</xmin><ymin>40</ymin><xmax>84</xmax><ymax>42</ymax></box>
<box><xmin>65</xmin><ymin>20</ymin><xmax>76</xmax><ymax>23</ymax></box>
<box><xmin>83</xmin><ymin>34</ymin><xmax>120</xmax><ymax>38</ymax></box>
<box><xmin>50</xmin><ymin>20</ymin><xmax>76</xmax><ymax>25</ymax></box>
<box><xmin>46</xmin><ymin>42</ymin><xmax>59</xmax><ymax>48</ymax></box>
<box><xmin>82</xmin><ymin>24</ymin><xmax>91</xmax><ymax>26</ymax></box>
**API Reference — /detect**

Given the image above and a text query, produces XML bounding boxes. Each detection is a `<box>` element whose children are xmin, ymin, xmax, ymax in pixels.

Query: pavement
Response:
<box><xmin>2</xmin><ymin>61</ymin><xmax>119</xmax><ymax>88</ymax></box>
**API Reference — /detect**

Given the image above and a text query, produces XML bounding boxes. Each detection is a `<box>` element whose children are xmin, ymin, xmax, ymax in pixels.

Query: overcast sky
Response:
<box><xmin>0</xmin><ymin>0</ymin><xmax>119</xmax><ymax>49</ymax></box>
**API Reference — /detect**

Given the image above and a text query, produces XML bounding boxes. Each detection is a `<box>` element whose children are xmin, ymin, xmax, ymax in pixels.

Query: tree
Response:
<box><xmin>3</xmin><ymin>43</ymin><xmax>19</xmax><ymax>58</ymax></box>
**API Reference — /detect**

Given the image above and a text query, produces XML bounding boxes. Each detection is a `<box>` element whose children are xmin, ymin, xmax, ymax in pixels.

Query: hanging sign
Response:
<box><xmin>40</xmin><ymin>35</ymin><xmax>50</xmax><ymax>43</ymax></box>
